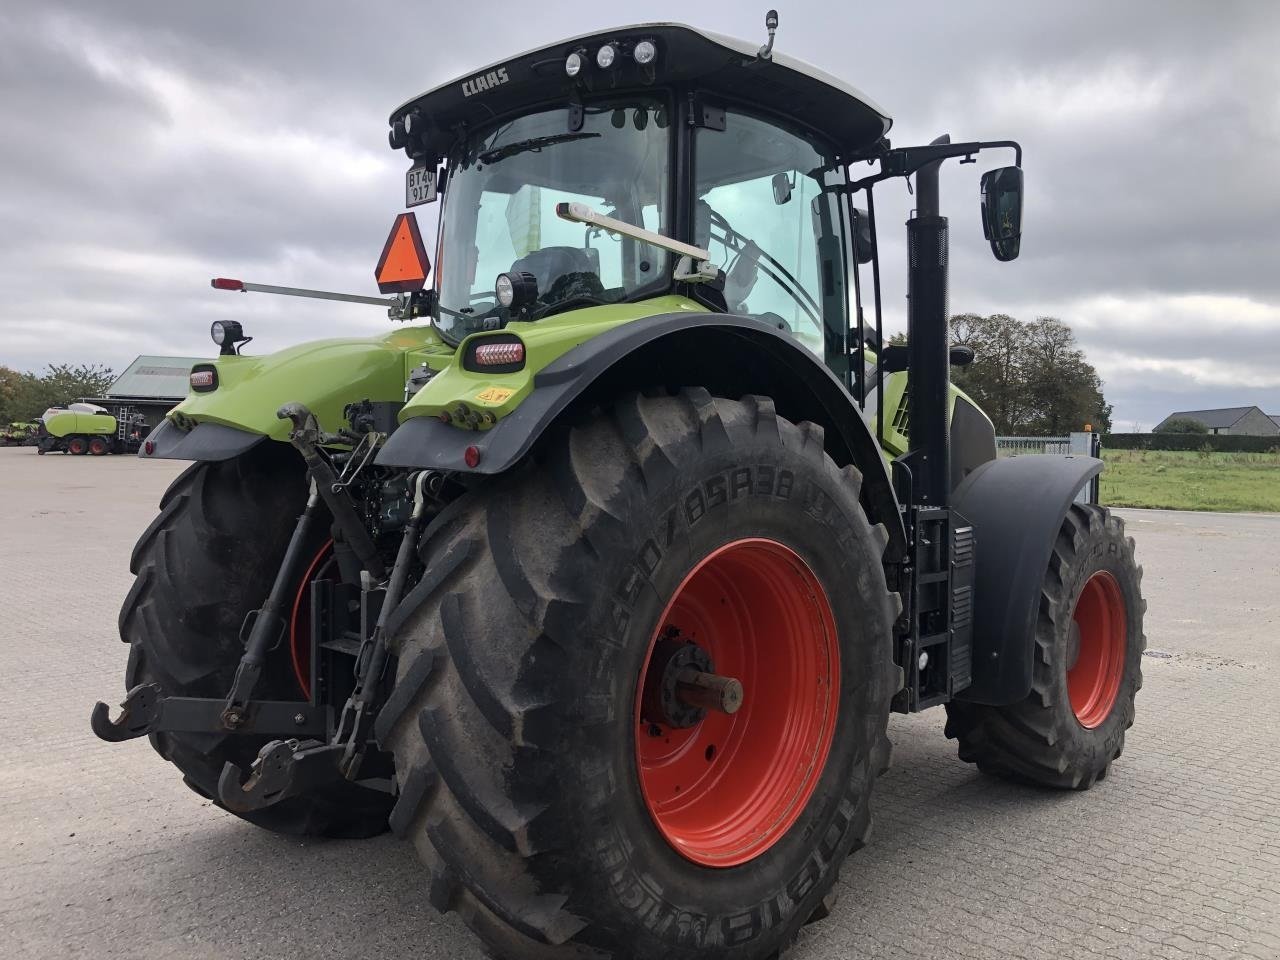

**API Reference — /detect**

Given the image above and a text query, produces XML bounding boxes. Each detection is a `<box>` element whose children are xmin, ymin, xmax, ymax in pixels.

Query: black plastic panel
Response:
<box><xmin>140</xmin><ymin>419</ymin><xmax>266</xmax><ymax>462</ymax></box>
<box><xmin>950</xmin><ymin>393</ymin><xmax>997</xmax><ymax>490</ymax></box>
<box><xmin>952</xmin><ymin>454</ymin><xmax>1103</xmax><ymax>705</ymax></box>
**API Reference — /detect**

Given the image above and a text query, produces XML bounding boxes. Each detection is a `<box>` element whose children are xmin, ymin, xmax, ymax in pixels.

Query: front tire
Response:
<box><xmin>118</xmin><ymin>443</ymin><xmax>392</xmax><ymax>837</ymax></box>
<box><xmin>945</xmin><ymin>504</ymin><xmax>1145</xmax><ymax>789</ymax></box>
<box><xmin>380</xmin><ymin>390</ymin><xmax>898</xmax><ymax>960</ymax></box>
<box><xmin>89</xmin><ymin>437</ymin><xmax>109</xmax><ymax>456</ymax></box>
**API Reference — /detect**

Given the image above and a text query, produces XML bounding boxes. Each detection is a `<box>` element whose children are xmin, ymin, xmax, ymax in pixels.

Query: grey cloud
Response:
<box><xmin>2</xmin><ymin>0</ymin><xmax>1277</xmax><ymax>432</ymax></box>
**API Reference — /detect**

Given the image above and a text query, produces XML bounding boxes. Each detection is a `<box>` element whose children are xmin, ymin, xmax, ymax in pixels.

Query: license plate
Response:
<box><xmin>405</xmin><ymin>164</ymin><xmax>437</xmax><ymax>207</ymax></box>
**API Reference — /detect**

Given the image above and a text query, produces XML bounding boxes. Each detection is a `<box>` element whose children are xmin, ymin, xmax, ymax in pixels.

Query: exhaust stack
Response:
<box><xmin>906</xmin><ymin>134</ymin><xmax>952</xmax><ymax>507</ymax></box>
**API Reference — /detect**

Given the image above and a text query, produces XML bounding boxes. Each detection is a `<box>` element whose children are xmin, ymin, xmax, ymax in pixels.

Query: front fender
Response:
<box><xmin>953</xmin><ymin>454</ymin><xmax>1104</xmax><ymax>705</ymax></box>
<box><xmin>378</xmin><ymin>311</ymin><xmax>906</xmax><ymax>559</ymax></box>
<box><xmin>168</xmin><ymin>327</ymin><xmax>444</xmax><ymax>442</ymax></box>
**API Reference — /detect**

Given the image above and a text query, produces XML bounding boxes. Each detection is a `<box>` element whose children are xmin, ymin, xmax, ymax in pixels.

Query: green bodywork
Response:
<box><xmin>165</xmin><ymin>294</ymin><xmax>985</xmax><ymax>458</ymax></box>
<box><xmin>166</xmin><ymin>296</ymin><xmax>707</xmax><ymax>439</ymax></box>
<box><xmin>865</xmin><ymin>363</ymin><xmax>993</xmax><ymax>464</ymax></box>
<box><xmin>43</xmin><ymin>410</ymin><xmax>116</xmax><ymax>438</ymax></box>
<box><xmin>174</xmin><ymin>327</ymin><xmax>449</xmax><ymax>441</ymax></box>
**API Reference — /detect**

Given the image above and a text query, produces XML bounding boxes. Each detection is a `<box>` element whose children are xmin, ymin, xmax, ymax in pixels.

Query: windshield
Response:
<box><xmin>435</xmin><ymin>97</ymin><xmax>671</xmax><ymax>341</ymax></box>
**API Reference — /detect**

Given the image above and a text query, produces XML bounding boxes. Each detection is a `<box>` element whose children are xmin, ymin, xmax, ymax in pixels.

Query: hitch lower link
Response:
<box><xmin>91</xmin><ymin>403</ymin><xmax>429</xmax><ymax>813</ymax></box>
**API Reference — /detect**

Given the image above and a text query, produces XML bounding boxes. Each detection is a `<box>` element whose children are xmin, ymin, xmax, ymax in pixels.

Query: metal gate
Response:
<box><xmin>994</xmin><ymin>432</ymin><xmax>1102</xmax><ymax>503</ymax></box>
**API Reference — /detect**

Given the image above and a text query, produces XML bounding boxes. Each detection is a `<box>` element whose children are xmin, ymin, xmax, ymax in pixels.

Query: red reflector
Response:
<box><xmin>144</xmin><ymin>441</ymin><xmax>155</xmax><ymax>456</ymax></box>
<box><xmin>190</xmin><ymin>370</ymin><xmax>216</xmax><ymax>388</ymax></box>
<box><xmin>211</xmin><ymin>277</ymin><xmax>244</xmax><ymax>291</ymax></box>
<box><xmin>464</xmin><ymin>445</ymin><xmax>481</xmax><ymax>468</ymax></box>
<box><xmin>473</xmin><ymin>342</ymin><xmax>525</xmax><ymax>366</ymax></box>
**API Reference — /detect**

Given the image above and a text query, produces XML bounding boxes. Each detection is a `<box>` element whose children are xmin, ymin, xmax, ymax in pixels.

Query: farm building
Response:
<box><xmin>1154</xmin><ymin>406</ymin><xmax>1280</xmax><ymax>436</ymax></box>
<box><xmin>79</xmin><ymin>355</ymin><xmax>206</xmax><ymax>431</ymax></box>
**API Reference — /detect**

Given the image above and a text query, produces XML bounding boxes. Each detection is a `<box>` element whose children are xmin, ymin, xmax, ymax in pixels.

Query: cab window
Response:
<box><xmin>694</xmin><ymin>110</ymin><xmax>849</xmax><ymax>372</ymax></box>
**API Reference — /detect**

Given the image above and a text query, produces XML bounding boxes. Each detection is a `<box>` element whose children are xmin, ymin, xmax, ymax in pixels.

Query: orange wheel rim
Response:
<box><xmin>1068</xmin><ymin>570</ymin><xmax>1127</xmax><ymax>728</ymax></box>
<box><xmin>289</xmin><ymin>540</ymin><xmax>335</xmax><ymax>698</ymax></box>
<box><xmin>634</xmin><ymin>538</ymin><xmax>839</xmax><ymax>867</ymax></box>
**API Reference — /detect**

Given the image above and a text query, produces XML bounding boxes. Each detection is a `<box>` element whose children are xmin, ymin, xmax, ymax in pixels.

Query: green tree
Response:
<box><xmin>1154</xmin><ymin>417</ymin><xmax>1208</xmax><ymax>434</ymax></box>
<box><xmin>949</xmin><ymin>313</ymin><xmax>1109</xmax><ymax>434</ymax></box>
<box><xmin>0</xmin><ymin>363</ymin><xmax>116</xmax><ymax>422</ymax></box>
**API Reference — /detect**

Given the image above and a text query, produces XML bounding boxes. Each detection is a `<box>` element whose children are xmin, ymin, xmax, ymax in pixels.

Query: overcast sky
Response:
<box><xmin>2</xmin><ymin>0</ymin><xmax>1278</xmax><ymax>430</ymax></box>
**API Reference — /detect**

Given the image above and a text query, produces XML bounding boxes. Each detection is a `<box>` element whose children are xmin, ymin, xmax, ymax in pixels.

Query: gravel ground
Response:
<box><xmin>2</xmin><ymin>446</ymin><xmax>1277</xmax><ymax>960</ymax></box>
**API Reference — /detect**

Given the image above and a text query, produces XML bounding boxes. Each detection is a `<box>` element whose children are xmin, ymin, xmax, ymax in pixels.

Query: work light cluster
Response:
<box><xmin>565</xmin><ymin>38</ymin><xmax>656</xmax><ymax>78</ymax></box>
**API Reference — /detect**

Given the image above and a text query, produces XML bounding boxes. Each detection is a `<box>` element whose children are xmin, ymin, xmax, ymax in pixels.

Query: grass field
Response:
<box><xmin>1099</xmin><ymin>448</ymin><xmax>1280</xmax><ymax>512</ymax></box>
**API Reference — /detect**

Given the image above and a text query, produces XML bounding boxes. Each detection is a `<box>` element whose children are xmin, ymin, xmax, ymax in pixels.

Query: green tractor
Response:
<box><xmin>93</xmin><ymin>16</ymin><xmax>1145</xmax><ymax>960</ymax></box>
<box><xmin>36</xmin><ymin>402</ymin><xmax>148</xmax><ymax>455</ymax></box>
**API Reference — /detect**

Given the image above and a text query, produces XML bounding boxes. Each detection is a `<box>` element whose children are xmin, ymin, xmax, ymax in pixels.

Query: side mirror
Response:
<box><xmin>850</xmin><ymin>207</ymin><xmax>874</xmax><ymax>265</ymax></box>
<box><xmin>980</xmin><ymin>166</ymin><xmax>1023</xmax><ymax>261</ymax></box>
<box><xmin>771</xmin><ymin>172</ymin><xmax>793</xmax><ymax>205</ymax></box>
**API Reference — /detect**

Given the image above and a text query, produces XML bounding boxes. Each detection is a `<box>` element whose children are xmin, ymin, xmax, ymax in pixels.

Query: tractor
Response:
<box><xmin>92</xmin><ymin>16</ymin><xmax>1145</xmax><ymax>960</ymax></box>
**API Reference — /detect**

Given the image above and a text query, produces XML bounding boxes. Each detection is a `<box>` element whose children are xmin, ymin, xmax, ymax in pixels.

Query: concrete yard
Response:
<box><xmin>2</xmin><ymin>445</ymin><xmax>1277</xmax><ymax>960</ymax></box>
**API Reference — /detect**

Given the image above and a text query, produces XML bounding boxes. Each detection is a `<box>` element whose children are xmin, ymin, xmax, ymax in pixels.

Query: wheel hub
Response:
<box><xmin>641</xmin><ymin>634</ymin><xmax>743</xmax><ymax>728</ymax></box>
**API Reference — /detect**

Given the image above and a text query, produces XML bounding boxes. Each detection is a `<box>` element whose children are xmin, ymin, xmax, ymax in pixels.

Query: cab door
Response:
<box><xmin>692</xmin><ymin>107</ymin><xmax>851</xmax><ymax>378</ymax></box>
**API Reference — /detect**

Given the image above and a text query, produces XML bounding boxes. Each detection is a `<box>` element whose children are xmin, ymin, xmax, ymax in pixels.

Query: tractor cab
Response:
<box><xmin>390</xmin><ymin>22</ymin><xmax>890</xmax><ymax>376</ymax></box>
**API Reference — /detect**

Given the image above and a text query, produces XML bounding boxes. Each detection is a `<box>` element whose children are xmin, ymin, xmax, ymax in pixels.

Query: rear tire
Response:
<box><xmin>380</xmin><ymin>390</ymin><xmax>898</xmax><ymax>960</ymax></box>
<box><xmin>118</xmin><ymin>443</ymin><xmax>392</xmax><ymax>837</ymax></box>
<box><xmin>68</xmin><ymin>436</ymin><xmax>88</xmax><ymax>455</ymax></box>
<box><xmin>945</xmin><ymin>504</ymin><xmax>1145</xmax><ymax>789</ymax></box>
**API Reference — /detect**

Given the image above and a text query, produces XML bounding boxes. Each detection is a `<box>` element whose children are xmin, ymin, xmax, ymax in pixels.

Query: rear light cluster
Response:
<box><xmin>189</xmin><ymin>365</ymin><xmax>218</xmax><ymax>392</ymax></box>
<box><xmin>473</xmin><ymin>341</ymin><xmax>525</xmax><ymax>366</ymax></box>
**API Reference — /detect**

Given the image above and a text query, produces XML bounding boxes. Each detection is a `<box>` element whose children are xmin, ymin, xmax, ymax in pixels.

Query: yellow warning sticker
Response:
<box><xmin>474</xmin><ymin>386</ymin><xmax>515</xmax><ymax>405</ymax></box>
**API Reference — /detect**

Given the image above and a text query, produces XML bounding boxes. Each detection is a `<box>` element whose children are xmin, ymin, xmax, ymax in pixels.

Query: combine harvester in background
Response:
<box><xmin>37</xmin><ymin>402</ymin><xmax>147</xmax><ymax>456</ymax></box>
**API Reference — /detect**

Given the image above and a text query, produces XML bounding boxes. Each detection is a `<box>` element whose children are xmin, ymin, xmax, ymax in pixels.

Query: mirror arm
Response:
<box><xmin>844</xmin><ymin>139</ymin><xmax>1023</xmax><ymax>194</ymax></box>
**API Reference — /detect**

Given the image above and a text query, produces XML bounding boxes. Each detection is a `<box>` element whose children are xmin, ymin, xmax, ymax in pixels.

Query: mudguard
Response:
<box><xmin>378</xmin><ymin>311</ymin><xmax>907</xmax><ymax>558</ymax></box>
<box><xmin>952</xmin><ymin>453</ymin><xmax>1104</xmax><ymax>705</ymax></box>
<box><xmin>141</xmin><ymin>419</ymin><xmax>266</xmax><ymax>462</ymax></box>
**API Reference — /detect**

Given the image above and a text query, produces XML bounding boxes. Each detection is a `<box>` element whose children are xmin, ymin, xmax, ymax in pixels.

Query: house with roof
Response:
<box><xmin>1154</xmin><ymin>406</ymin><xmax>1280</xmax><ymax>436</ymax></box>
<box><xmin>79</xmin><ymin>355</ymin><xmax>207</xmax><ymax>430</ymax></box>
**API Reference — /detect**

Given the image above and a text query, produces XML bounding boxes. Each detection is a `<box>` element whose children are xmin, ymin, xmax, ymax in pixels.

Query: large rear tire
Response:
<box><xmin>118</xmin><ymin>443</ymin><xmax>392</xmax><ymax>837</ymax></box>
<box><xmin>67</xmin><ymin>436</ymin><xmax>88</xmax><ymax>455</ymax></box>
<box><xmin>380</xmin><ymin>390</ymin><xmax>898</xmax><ymax>960</ymax></box>
<box><xmin>944</xmin><ymin>504</ymin><xmax>1145</xmax><ymax>789</ymax></box>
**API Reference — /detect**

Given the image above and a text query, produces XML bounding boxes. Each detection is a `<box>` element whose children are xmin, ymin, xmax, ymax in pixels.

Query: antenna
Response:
<box><xmin>757</xmin><ymin>9</ymin><xmax>779</xmax><ymax>60</ymax></box>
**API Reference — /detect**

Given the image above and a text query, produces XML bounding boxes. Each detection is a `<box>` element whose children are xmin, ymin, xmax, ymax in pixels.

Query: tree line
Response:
<box><xmin>0</xmin><ymin>364</ymin><xmax>116</xmax><ymax>423</ymax></box>
<box><xmin>946</xmin><ymin>313</ymin><xmax>1111</xmax><ymax>435</ymax></box>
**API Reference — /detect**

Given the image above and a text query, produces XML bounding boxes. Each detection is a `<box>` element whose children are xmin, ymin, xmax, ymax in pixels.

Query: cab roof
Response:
<box><xmin>390</xmin><ymin>23</ymin><xmax>891</xmax><ymax>161</ymax></box>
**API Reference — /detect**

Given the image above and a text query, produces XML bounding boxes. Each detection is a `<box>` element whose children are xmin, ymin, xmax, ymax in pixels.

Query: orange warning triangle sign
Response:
<box><xmin>375</xmin><ymin>212</ymin><xmax>431</xmax><ymax>294</ymax></box>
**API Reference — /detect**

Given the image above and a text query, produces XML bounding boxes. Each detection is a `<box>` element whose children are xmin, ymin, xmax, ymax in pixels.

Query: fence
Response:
<box><xmin>995</xmin><ymin>435</ymin><xmax>1072</xmax><ymax>456</ymax></box>
<box><xmin>994</xmin><ymin>432</ymin><xmax>1102</xmax><ymax>503</ymax></box>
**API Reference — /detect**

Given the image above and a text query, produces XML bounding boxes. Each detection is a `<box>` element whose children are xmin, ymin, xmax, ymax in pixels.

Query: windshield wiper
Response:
<box><xmin>479</xmin><ymin>132</ymin><xmax>600</xmax><ymax>165</ymax></box>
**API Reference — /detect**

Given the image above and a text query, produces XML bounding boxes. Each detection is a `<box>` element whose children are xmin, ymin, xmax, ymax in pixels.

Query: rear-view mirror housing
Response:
<box><xmin>980</xmin><ymin>166</ymin><xmax>1023</xmax><ymax>261</ymax></box>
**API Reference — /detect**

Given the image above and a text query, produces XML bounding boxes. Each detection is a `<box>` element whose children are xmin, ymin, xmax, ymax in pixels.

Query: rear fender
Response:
<box><xmin>953</xmin><ymin>454</ymin><xmax>1104</xmax><ymax>705</ymax></box>
<box><xmin>378</xmin><ymin>312</ymin><xmax>907</xmax><ymax>559</ymax></box>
